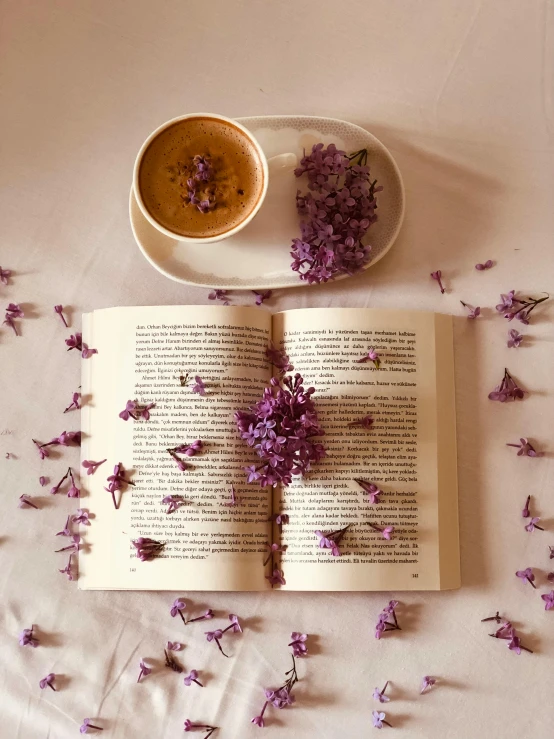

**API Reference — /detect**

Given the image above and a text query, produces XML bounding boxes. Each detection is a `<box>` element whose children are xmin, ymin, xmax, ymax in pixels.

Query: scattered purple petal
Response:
<box><xmin>507</xmin><ymin>329</ymin><xmax>523</xmax><ymax>348</ymax></box>
<box><xmin>475</xmin><ymin>260</ymin><xmax>494</xmax><ymax>270</ymax></box>
<box><xmin>183</xmin><ymin>669</ymin><xmax>203</xmax><ymax>687</ymax></box>
<box><xmin>372</xmin><ymin>710</ymin><xmax>391</xmax><ymax>729</ymax></box>
<box><xmin>430</xmin><ymin>270</ymin><xmax>445</xmax><ymax>293</ymax></box>
<box><xmin>39</xmin><ymin>673</ymin><xmax>57</xmax><ymax>691</ymax></box>
<box><xmin>506</xmin><ymin>437</ymin><xmax>543</xmax><ymax>457</ymax></box>
<box><xmin>288</xmin><ymin>632</ymin><xmax>308</xmax><ymax>658</ymax></box>
<box><xmin>137</xmin><ymin>659</ymin><xmax>152</xmax><ymax>683</ymax></box>
<box><xmin>460</xmin><ymin>301</ymin><xmax>481</xmax><ymax>319</ymax></box>
<box><xmin>208</xmin><ymin>289</ymin><xmax>230</xmax><ymax>305</ymax></box>
<box><xmin>253</xmin><ymin>290</ymin><xmax>272</xmax><ymax>306</ymax></box>
<box><xmin>54</xmin><ymin>305</ymin><xmax>68</xmax><ymax>327</ymax></box>
<box><xmin>191</xmin><ymin>376</ymin><xmax>206</xmax><ymax>396</ymax></box>
<box><xmin>80</xmin><ymin>718</ymin><xmax>103</xmax><ymax>734</ymax></box>
<box><xmin>420</xmin><ymin>675</ymin><xmax>437</xmax><ymax>693</ymax></box>
<box><xmin>82</xmin><ymin>459</ymin><xmax>106</xmax><ymax>475</ymax></box>
<box><xmin>132</xmin><ymin>537</ymin><xmax>164</xmax><ymax>561</ymax></box>
<box><xmin>0</xmin><ymin>266</ymin><xmax>11</xmax><ymax>285</ymax></box>
<box><xmin>525</xmin><ymin>517</ymin><xmax>544</xmax><ymax>533</ymax></box>
<box><xmin>19</xmin><ymin>626</ymin><xmax>39</xmax><ymax>647</ymax></box>
<box><xmin>39</xmin><ymin>476</ymin><xmax>48</xmax><ymax>487</ymax></box>
<box><xmin>373</xmin><ymin>682</ymin><xmax>390</xmax><ymax>703</ymax></box>
<box><xmin>18</xmin><ymin>494</ymin><xmax>38</xmax><ymax>509</ymax></box>
<box><xmin>541</xmin><ymin>591</ymin><xmax>554</xmax><ymax>610</ymax></box>
<box><xmin>488</xmin><ymin>368</ymin><xmax>526</xmax><ymax>401</ymax></box>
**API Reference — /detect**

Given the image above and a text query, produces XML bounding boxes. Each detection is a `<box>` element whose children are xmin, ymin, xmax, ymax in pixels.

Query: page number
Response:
<box><xmin>411</xmin><ymin>573</ymin><xmax>419</xmax><ymax>578</ymax></box>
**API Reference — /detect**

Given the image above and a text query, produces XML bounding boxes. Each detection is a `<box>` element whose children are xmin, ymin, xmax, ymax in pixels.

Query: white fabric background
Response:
<box><xmin>1</xmin><ymin>1</ymin><xmax>553</xmax><ymax>737</ymax></box>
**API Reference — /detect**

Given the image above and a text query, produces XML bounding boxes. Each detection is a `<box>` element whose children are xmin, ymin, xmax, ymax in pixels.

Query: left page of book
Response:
<box><xmin>80</xmin><ymin>305</ymin><xmax>273</xmax><ymax>591</ymax></box>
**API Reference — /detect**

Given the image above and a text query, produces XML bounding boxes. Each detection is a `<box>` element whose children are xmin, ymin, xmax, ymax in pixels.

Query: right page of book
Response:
<box><xmin>271</xmin><ymin>308</ymin><xmax>459</xmax><ymax>591</ymax></box>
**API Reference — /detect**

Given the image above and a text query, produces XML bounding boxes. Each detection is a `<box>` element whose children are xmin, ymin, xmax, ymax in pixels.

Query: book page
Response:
<box><xmin>271</xmin><ymin>308</ymin><xmax>459</xmax><ymax>591</ymax></box>
<box><xmin>80</xmin><ymin>305</ymin><xmax>273</xmax><ymax>591</ymax></box>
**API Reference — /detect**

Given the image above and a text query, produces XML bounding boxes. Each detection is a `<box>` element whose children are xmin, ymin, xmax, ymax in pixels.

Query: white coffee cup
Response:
<box><xmin>133</xmin><ymin>112</ymin><xmax>296</xmax><ymax>244</ymax></box>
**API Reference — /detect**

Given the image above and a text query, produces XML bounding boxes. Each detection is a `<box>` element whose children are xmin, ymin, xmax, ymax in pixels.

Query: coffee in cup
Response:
<box><xmin>135</xmin><ymin>114</ymin><xmax>267</xmax><ymax>242</ymax></box>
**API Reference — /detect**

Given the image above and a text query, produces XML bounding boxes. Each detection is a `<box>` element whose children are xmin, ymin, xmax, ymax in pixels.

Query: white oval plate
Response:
<box><xmin>129</xmin><ymin>115</ymin><xmax>405</xmax><ymax>290</ymax></box>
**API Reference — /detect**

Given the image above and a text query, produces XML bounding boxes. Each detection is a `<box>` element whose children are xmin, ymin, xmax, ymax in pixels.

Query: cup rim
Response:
<box><xmin>132</xmin><ymin>112</ymin><xmax>269</xmax><ymax>243</ymax></box>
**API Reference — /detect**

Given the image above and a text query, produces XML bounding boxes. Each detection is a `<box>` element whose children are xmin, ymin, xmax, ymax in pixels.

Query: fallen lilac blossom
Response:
<box><xmin>137</xmin><ymin>659</ymin><xmax>152</xmax><ymax>683</ymax></box>
<box><xmin>132</xmin><ymin>537</ymin><xmax>164</xmax><ymax>561</ymax></box>
<box><xmin>524</xmin><ymin>516</ymin><xmax>544</xmax><ymax>533</ymax></box>
<box><xmin>289</xmin><ymin>632</ymin><xmax>308</xmax><ymax>657</ymax></box>
<box><xmin>184</xmin><ymin>719</ymin><xmax>218</xmax><ymax>736</ymax></box>
<box><xmin>118</xmin><ymin>399</ymin><xmax>155</xmax><ymax>421</ymax></box>
<box><xmin>183</xmin><ymin>669</ymin><xmax>203</xmax><ymax>687</ymax></box>
<box><xmin>80</xmin><ymin>718</ymin><xmax>103</xmax><ymax>734</ymax></box>
<box><xmin>191</xmin><ymin>376</ymin><xmax>206</xmax><ymax>396</ymax></box>
<box><xmin>18</xmin><ymin>494</ymin><xmax>38</xmax><ymax>509</ymax></box>
<box><xmin>39</xmin><ymin>673</ymin><xmax>57</xmax><ymax>691</ymax></box>
<box><xmin>205</xmin><ymin>614</ymin><xmax>242</xmax><ymax>657</ymax></box>
<box><xmin>58</xmin><ymin>555</ymin><xmax>74</xmax><ymax>580</ymax></box>
<box><xmin>315</xmin><ymin>524</ymin><xmax>351</xmax><ymax>556</ymax></box>
<box><xmin>420</xmin><ymin>675</ymin><xmax>437</xmax><ymax>693</ymax></box>
<box><xmin>56</xmin><ymin>515</ymin><xmax>72</xmax><ymax>536</ymax></box>
<box><xmin>430</xmin><ymin>270</ymin><xmax>445</xmax><ymax>293</ymax></box>
<box><xmin>105</xmin><ymin>462</ymin><xmax>135</xmax><ymax>509</ymax></box>
<box><xmin>266</xmin><ymin>568</ymin><xmax>286</xmax><ymax>586</ymax></box>
<box><xmin>375</xmin><ymin>600</ymin><xmax>401</xmax><ymax>639</ymax></box>
<box><xmin>506</xmin><ymin>437</ymin><xmax>543</xmax><ymax>457</ymax></box>
<box><xmin>488</xmin><ymin>620</ymin><xmax>533</xmax><ymax>654</ymax></box>
<box><xmin>460</xmin><ymin>301</ymin><xmax>481</xmax><ymax>319</ymax></box>
<box><xmin>166</xmin><ymin>641</ymin><xmax>183</xmax><ymax>651</ymax></box>
<box><xmin>496</xmin><ymin>291</ymin><xmax>549</xmax><ymax>324</ymax></box>
<box><xmin>4</xmin><ymin>303</ymin><xmax>24</xmax><ymax>335</ymax></box>
<box><xmin>187</xmin><ymin>609</ymin><xmax>214</xmax><ymax>624</ymax></box>
<box><xmin>72</xmin><ymin>509</ymin><xmax>91</xmax><ymax>525</ymax></box>
<box><xmin>373</xmin><ymin>682</ymin><xmax>390</xmax><ymax>703</ymax></box>
<box><xmin>55</xmin><ymin>534</ymin><xmax>80</xmax><ymax>554</ymax></box>
<box><xmin>475</xmin><ymin>260</ymin><xmax>493</xmax><ymax>270</ymax></box>
<box><xmin>54</xmin><ymin>305</ymin><xmax>68</xmax><ymax>327</ymax></box>
<box><xmin>39</xmin><ymin>476</ymin><xmax>48</xmax><ymax>486</ymax></box>
<box><xmin>522</xmin><ymin>495</ymin><xmax>530</xmax><ymax>518</ymax></box>
<box><xmin>354</xmin><ymin>478</ymin><xmax>382</xmax><ymax>504</ymax></box>
<box><xmin>19</xmin><ymin>626</ymin><xmax>39</xmax><ymax>647</ymax></box>
<box><xmin>208</xmin><ymin>288</ymin><xmax>230</xmax><ymax>305</ymax></box>
<box><xmin>170</xmin><ymin>598</ymin><xmax>186</xmax><ymax>624</ymax></box>
<box><xmin>516</xmin><ymin>568</ymin><xmax>537</xmax><ymax>588</ymax></box>
<box><xmin>488</xmin><ymin>368</ymin><xmax>526</xmax><ymax>401</ymax></box>
<box><xmin>253</xmin><ymin>290</ymin><xmax>272</xmax><ymax>305</ymax></box>
<box><xmin>348</xmin><ymin>414</ymin><xmax>374</xmax><ymax>429</ymax></box>
<box><xmin>162</xmin><ymin>494</ymin><xmax>186</xmax><ymax>514</ymax></box>
<box><xmin>541</xmin><ymin>591</ymin><xmax>554</xmax><ymax>610</ymax></box>
<box><xmin>0</xmin><ymin>266</ymin><xmax>11</xmax><ymax>285</ymax></box>
<box><xmin>507</xmin><ymin>329</ymin><xmax>523</xmax><ymax>348</ymax></box>
<box><xmin>372</xmin><ymin>710</ymin><xmax>392</xmax><ymax>729</ymax></box>
<box><xmin>251</xmin><ymin>655</ymin><xmax>299</xmax><ymax>729</ymax></box>
<box><xmin>369</xmin><ymin>522</ymin><xmax>394</xmax><ymax>540</ymax></box>
<box><xmin>356</xmin><ymin>347</ymin><xmax>381</xmax><ymax>367</ymax></box>
<box><xmin>263</xmin><ymin>542</ymin><xmax>287</xmax><ymax>567</ymax></box>
<box><xmin>82</xmin><ymin>459</ymin><xmax>106</xmax><ymax>475</ymax></box>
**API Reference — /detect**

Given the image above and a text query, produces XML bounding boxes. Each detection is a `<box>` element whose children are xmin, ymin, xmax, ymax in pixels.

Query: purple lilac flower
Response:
<box><xmin>137</xmin><ymin>659</ymin><xmax>152</xmax><ymax>683</ymax></box>
<box><xmin>372</xmin><ymin>711</ymin><xmax>391</xmax><ymax>729</ymax></box>
<box><xmin>369</xmin><ymin>522</ymin><xmax>394</xmax><ymax>540</ymax></box>
<box><xmin>253</xmin><ymin>290</ymin><xmax>272</xmax><ymax>306</ymax></box>
<box><xmin>105</xmin><ymin>462</ymin><xmax>134</xmax><ymax>509</ymax></box>
<box><xmin>4</xmin><ymin>303</ymin><xmax>24</xmax><ymax>335</ymax></box>
<box><xmin>488</xmin><ymin>368</ymin><xmax>526</xmax><ymax>401</ymax></box>
<box><xmin>541</xmin><ymin>591</ymin><xmax>554</xmax><ymax>610</ymax></box>
<box><xmin>252</xmin><ymin>655</ymin><xmax>299</xmax><ymax>728</ymax></box>
<box><xmin>39</xmin><ymin>476</ymin><xmax>48</xmax><ymax>486</ymax></box>
<box><xmin>58</xmin><ymin>555</ymin><xmax>74</xmax><ymax>580</ymax></box>
<box><xmin>183</xmin><ymin>720</ymin><xmax>218</xmax><ymax>737</ymax></box>
<box><xmin>0</xmin><ymin>266</ymin><xmax>11</xmax><ymax>285</ymax></box>
<box><xmin>170</xmin><ymin>598</ymin><xmax>186</xmax><ymax>622</ymax></box>
<box><xmin>266</xmin><ymin>568</ymin><xmax>286</xmax><ymax>586</ymax></box>
<box><xmin>315</xmin><ymin>524</ymin><xmax>351</xmax><ymax>556</ymax></box>
<box><xmin>356</xmin><ymin>347</ymin><xmax>381</xmax><ymax>367</ymax></box>
<box><xmin>39</xmin><ymin>673</ymin><xmax>56</xmax><ymax>691</ymax></box>
<box><xmin>265</xmin><ymin>342</ymin><xmax>293</xmax><ymax>374</ymax></box>
<box><xmin>460</xmin><ymin>301</ymin><xmax>481</xmax><ymax>319</ymax></box>
<box><xmin>205</xmin><ymin>614</ymin><xmax>242</xmax><ymax>657</ymax></box>
<box><xmin>19</xmin><ymin>626</ymin><xmax>39</xmax><ymax>647</ymax></box>
<box><xmin>507</xmin><ymin>329</ymin><xmax>523</xmax><ymax>348</ymax></box>
<box><xmin>184</xmin><ymin>669</ymin><xmax>203</xmax><ymax>687</ymax></box>
<box><xmin>374</xmin><ymin>601</ymin><xmax>401</xmax><ymax>639</ymax></box>
<box><xmin>119</xmin><ymin>400</ymin><xmax>155</xmax><ymax>421</ymax></box>
<box><xmin>420</xmin><ymin>676</ymin><xmax>437</xmax><ymax>693</ymax></box>
<box><xmin>18</xmin><ymin>494</ymin><xmax>38</xmax><ymax>509</ymax></box>
<box><xmin>54</xmin><ymin>305</ymin><xmax>68</xmax><ymax>327</ymax></box>
<box><xmin>224</xmin><ymin>484</ymin><xmax>237</xmax><ymax>506</ymax></box>
<box><xmin>208</xmin><ymin>289</ymin><xmax>230</xmax><ymax>305</ymax></box>
<box><xmin>506</xmin><ymin>438</ymin><xmax>543</xmax><ymax>457</ymax></box>
<box><xmin>63</xmin><ymin>392</ymin><xmax>81</xmax><ymax>413</ymax></box>
<box><xmin>430</xmin><ymin>270</ymin><xmax>445</xmax><ymax>293</ymax></box>
<box><xmin>288</xmin><ymin>632</ymin><xmax>308</xmax><ymax>657</ymax></box>
<box><xmin>488</xmin><ymin>620</ymin><xmax>533</xmax><ymax>654</ymax></box>
<box><xmin>66</xmin><ymin>332</ymin><xmax>97</xmax><ymax>358</ymax></box>
<box><xmin>475</xmin><ymin>260</ymin><xmax>493</xmax><ymax>270</ymax></box>
<box><xmin>162</xmin><ymin>494</ymin><xmax>186</xmax><ymax>514</ymax></box>
<box><xmin>56</xmin><ymin>515</ymin><xmax>72</xmax><ymax>537</ymax></box>
<box><xmin>348</xmin><ymin>415</ymin><xmax>374</xmax><ymax>429</ymax></box>
<box><xmin>270</xmin><ymin>512</ymin><xmax>289</xmax><ymax>527</ymax></box>
<box><xmin>291</xmin><ymin>144</ymin><xmax>382</xmax><ymax>283</ymax></box>
<box><xmin>167</xmin><ymin>440</ymin><xmax>202</xmax><ymax>471</ymax></box>
<box><xmin>373</xmin><ymin>682</ymin><xmax>390</xmax><ymax>703</ymax></box>
<box><xmin>516</xmin><ymin>568</ymin><xmax>536</xmax><ymax>588</ymax></box>
<box><xmin>522</xmin><ymin>495</ymin><xmax>530</xmax><ymax>518</ymax></box>
<box><xmin>73</xmin><ymin>509</ymin><xmax>91</xmax><ymax>525</ymax></box>
<box><xmin>191</xmin><ymin>376</ymin><xmax>206</xmax><ymax>396</ymax></box>
<box><xmin>525</xmin><ymin>517</ymin><xmax>544</xmax><ymax>533</ymax></box>
<box><xmin>187</xmin><ymin>609</ymin><xmax>215</xmax><ymax>624</ymax></box>
<box><xmin>80</xmin><ymin>718</ymin><xmax>103</xmax><ymax>734</ymax></box>
<box><xmin>55</xmin><ymin>534</ymin><xmax>81</xmax><ymax>554</ymax></box>
<box><xmin>236</xmin><ymin>372</ymin><xmax>326</xmax><ymax>487</ymax></box>
<box><xmin>166</xmin><ymin>641</ymin><xmax>183</xmax><ymax>651</ymax></box>
<box><xmin>354</xmin><ymin>478</ymin><xmax>382</xmax><ymax>504</ymax></box>
<box><xmin>263</xmin><ymin>542</ymin><xmax>287</xmax><ymax>567</ymax></box>
<box><xmin>497</xmin><ymin>291</ymin><xmax>549</xmax><ymax>323</ymax></box>
<box><xmin>82</xmin><ymin>459</ymin><xmax>106</xmax><ymax>475</ymax></box>
<box><xmin>132</xmin><ymin>537</ymin><xmax>164</xmax><ymax>561</ymax></box>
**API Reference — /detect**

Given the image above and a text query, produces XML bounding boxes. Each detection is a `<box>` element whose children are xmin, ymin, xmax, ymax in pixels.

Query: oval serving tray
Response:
<box><xmin>129</xmin><ymin>115</ymin><xmax>405</xmax><ymax>290</ymax></box>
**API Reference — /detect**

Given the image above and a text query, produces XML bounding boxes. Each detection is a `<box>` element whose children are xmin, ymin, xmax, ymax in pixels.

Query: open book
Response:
<box><xmin>80</xmin><ymin>306</ymin><xmax>459</xmax><ymax>591</ymax></box>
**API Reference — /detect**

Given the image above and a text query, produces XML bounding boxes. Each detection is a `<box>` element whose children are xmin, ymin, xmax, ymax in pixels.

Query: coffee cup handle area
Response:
<box><xmin>267</xmin><ymin>152</ymin><xmax>298</xmax><ymax>169</ymax></box>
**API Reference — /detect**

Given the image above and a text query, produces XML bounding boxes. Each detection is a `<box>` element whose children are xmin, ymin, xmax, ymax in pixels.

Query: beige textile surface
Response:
<box><xmin>1</xmin><ymin>0</ymin><xmax>553</xmax><ymax>737</ymax></box>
